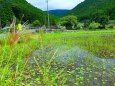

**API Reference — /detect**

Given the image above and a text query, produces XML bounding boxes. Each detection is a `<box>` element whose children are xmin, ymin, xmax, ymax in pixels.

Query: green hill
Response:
<box><xmin>48</xmin><ymin>9</ymin><xmax>69</xmax><ymax>17</ymax></box>
<box><xmin>0</xmin><ymin>0</ymin><xmax>58</xmax><ymax>27</ymax></box>
<box><xmin>69</xmin><ymin>0</ymin><xmax>115</xmax><ymax>21</ymax></box>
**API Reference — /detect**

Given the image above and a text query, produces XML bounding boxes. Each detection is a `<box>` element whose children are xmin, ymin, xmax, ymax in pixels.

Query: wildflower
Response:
<box><xmin>17</xmin><ymin>23</ymin><xmax>22</xmax><ymax>31</ymax></box>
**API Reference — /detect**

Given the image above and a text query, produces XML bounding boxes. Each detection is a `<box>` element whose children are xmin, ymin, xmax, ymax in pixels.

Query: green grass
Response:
<box><xmin>45</xmin><ymin>30</ymin><xmax>115</xmax><ymax>58</ymax></box>
<box><xmin>0</xmin><ymin>29</ymin><xmax>115</xmax><ymax>86</ymax></box>
<box><xmin>0</xmin><ymin>32</ymin><xmax>39</xmax><ymax>85</ymax></box>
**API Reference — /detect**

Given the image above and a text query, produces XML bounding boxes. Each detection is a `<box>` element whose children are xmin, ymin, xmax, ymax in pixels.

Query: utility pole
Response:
<box><xmin>0</xmin><ymin>15</ymin><xmax>1</xmax><ymax>26</ymax></box>
<box><xmin>46</xmin><ymin>0</ymin><xmax>50</xmax><ymax>29</ymax></box>
<box><xmin>0</xmin><ymin>17</ymin><xmax>2</xmax><ymax>29</ymax></box>
<box><xmin>0</xmin><ymin>18</ymin><xmax>1</xmax><ymax>27</ymax></box>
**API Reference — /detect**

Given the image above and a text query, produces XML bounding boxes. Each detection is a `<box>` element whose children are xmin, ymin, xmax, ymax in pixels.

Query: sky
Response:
<box><xmin>26</xmin><ymin>0</ymin><xmax>84</xmax><ymax>11</ymax></box>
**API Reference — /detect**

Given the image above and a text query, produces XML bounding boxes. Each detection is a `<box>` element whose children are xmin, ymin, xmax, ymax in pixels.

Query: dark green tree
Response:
<box><xmin>31</xmin><ymin>20</ymin><xmax>41</xmax><ymax>27</ymax></box>
<box><xmin>60</xmin><ymin>15</ymin><xmax>77</xmax><ymax>30</ymax></box>
<box><xmin>0</xmin><ymin>0</ymin><xmax>58</xmax><ymax>27</ymax></box>
<box><xmin>94</xmin><ymin>14</ymin><xmax>109</xmax><ymax>28</ymax></box>
<box><xmin>68</xmin><ymin>0</ymin><xmax>115</xmax><ymax>22</ymax></box>
<box><xmin>108</xmin><ymin>7</ymin><xmax>115</xmax><ymax>20</ymax></box>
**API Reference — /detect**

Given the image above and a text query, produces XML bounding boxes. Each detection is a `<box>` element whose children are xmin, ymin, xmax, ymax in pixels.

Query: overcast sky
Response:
<box><xmin>26</xmin><ymin>0</ymin><xmax>84</xmax><ymax>11</ymax></box>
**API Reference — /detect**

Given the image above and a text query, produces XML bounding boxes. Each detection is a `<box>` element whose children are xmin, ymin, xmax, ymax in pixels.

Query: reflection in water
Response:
<box><xmin>29</xmin><ymin>45</ymin><xmax>115</xmax><ymax>67</ymax></box>
<box><xmin>28</xmin><ymin>45</ymin><xmax>115</xmax><ymax>86</ymax></box>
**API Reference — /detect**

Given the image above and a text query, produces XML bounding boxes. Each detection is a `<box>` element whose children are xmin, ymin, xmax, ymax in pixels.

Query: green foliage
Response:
<box><xmin>89</xmin><ymin>22</ymin><xmax>100</xmax><ymax>30</ymax></box>
<box><xmin>108</xmin><ymin>7</ymin><xmax>115</xmax><ymax>19</ymax></box>
<box><xmin>69</xmin><ymin>0</ymin><xmax>115</xmax><ymax>21</ymax></box>
<box><xmin>0</xmin><ymin>0</ymin><xmax>13</xmax><ymax>27</ymax></box>
<box><xmin>31</xmin><ymin>20</ymin><xmax>41</xmax><ymax>27</ymax></box>
<box><xmin>92</xmin><ymin>14</ymin><xmax>109</xmax><ymax>28</ymax></box>
<box><xmin>0</xmin><ymin>30</ymin><xmax>115</xmax><ymax>85</ymax></box>
<box><xmin>45</xmin><ymin>30</ymin><xmax>115</xmax><ymax>58</ymax></box>
<box><xmin>83</xmin><ymin>14</ymin><xmax>109</xmax><ymax>29</ymax></box>
<box><xmin>84</xmin><ymin>20</ymin><xmax>91</xmax><ymax>28</ymax></box>
<box><xmin>107</xmin><ymin>25</ymin><xmax>114</xmax><ymax>29</ymax></box>
<box><xmin>0</xmin><ymin>0</ymin><xmax>58</xmax><ymax>27</ymax></box>
<box><xmin>76</xmin><ymin>23</ymin><xmax>84</xmax><ymax>30</ymax></box>
<box><xmin>60</xmin><ymin>15</ymin><xmax>77</xmax><ymax>30</ymax></box>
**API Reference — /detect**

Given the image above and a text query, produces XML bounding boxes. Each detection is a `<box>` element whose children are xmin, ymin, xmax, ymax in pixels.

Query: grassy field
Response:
<box><xmin>0</xmin><ymin>29</ymin><xmax>115</xmax><ymax>86</ymax></box>
<box><xmin>45</xmin><ymin>29</ymin><xmax>115</xmax><ymax>58</ymax></box>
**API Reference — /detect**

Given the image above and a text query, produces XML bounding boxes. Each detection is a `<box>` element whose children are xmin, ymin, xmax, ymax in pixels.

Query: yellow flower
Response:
<box><xmin>17</xmin><ymin>23</ymin><xmax>22</xmax><ymax>31</ymax></box>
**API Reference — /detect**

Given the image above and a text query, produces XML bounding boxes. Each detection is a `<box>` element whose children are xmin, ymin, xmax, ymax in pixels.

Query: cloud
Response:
<box><xmin>26</xmin><ymin>0</ymin><xmax>84</xmax><ymax>11</ymax></box>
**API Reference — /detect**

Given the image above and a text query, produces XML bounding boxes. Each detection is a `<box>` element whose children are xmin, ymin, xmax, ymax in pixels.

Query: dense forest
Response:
<box><xmin>0</xmin><ymin>0</ymin><xmax>58</xmax><ymax>27</ymax></box>
<box><xmin>69</xmin><ymin>0</ymin><xmax>115</xmax><ymax>21</ymax></box>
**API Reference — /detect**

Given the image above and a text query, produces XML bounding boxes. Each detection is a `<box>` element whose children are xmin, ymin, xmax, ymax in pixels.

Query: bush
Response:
<box><xmin>76</xmin><ymin>23</ymin><xmax>84</xmax><ymax>30</ymax></box>
<box><xmin>94</xmin><ymin>14</ymin><xmax>109</xmax><ymax>28</ymax></box>
<box><xmin>60</xmin><ymin>15</ymin><xmax>78</xmax><ymax>30</ymax></box>
<box><xmin>108</xmin><ymin>25</ymin><xmax>114</xmax><ymax>28</ymax></box>
<box><xmin>84</xmin><ymin>20</ymin><xmax>91</xmax><ymax>28</ymax></box>
<box><xmin>89</xmin><ymin>22</ymin><xmax>100</xmax><ymax>30</ymax></box>
<box><xmin>31</xmin><ymin>20</ymin><xmax>41</xmax><ymax>27</ymax></box>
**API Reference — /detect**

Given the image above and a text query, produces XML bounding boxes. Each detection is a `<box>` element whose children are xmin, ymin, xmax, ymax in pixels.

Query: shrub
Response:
<box><xmin>60</xmin><ymin>15</ymin><xmax>78</xmax><ymax>30</ymax></box>
<box><xmin>94</xmin><ymin>14</ymin><xmax>109</xmax><ymax>28</ymax></box>
<box><xmin>84</xmin><ymin>20</ymin><xmax>91</xmax><ymax>28</ymax></box>
<box><xmin>89</xmin><ymin>22</ymin><xmax>100</xmax><ymax>30</ymax></box>
<box><xmin>108</xmin><ymin>25</ymin><xmax>114</xmax><ymax>28</ymax></box>
<box><xmin>31</xmin><ymin>20</ymin><xmax>41</xmax><ymax>27</ymax></box>
<box><xmin>76</xmin><ymin>23</ymin><xmax>84</xmax><ymax>30</ymax></box>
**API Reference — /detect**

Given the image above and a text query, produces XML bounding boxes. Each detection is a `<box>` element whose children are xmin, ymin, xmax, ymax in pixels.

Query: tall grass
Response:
<box><xmin>45</xmin><ymin>30</ymin><xmax>115</xmax><ymax>58</ymax></box>
<box><xmin>0</xmin><ymin>32</ymin><xmax>39</xmax><ymax>85</ymax></box>
<box><xmin>0</xmin><ymin>29</ymin><xmax>115</xmax><ymax>86</ymax></box>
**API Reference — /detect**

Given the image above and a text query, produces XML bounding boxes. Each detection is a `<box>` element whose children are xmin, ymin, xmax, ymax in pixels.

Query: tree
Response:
<box><xmin>108</xmin><ymin>7</ymin><xmax>115</xmax><ymax>20</ymax></box>
<box><xmin>0</xmin><ymin>0</ymin><xmax>58</xmax><ymax>26</ymax></box>
<box><xmin>76</xmin><ymin>23</ymin><xmax>84</xmax><ymax>30</ymax></box>
<box><xmin>94</xmin><ymin>14</ymin><xmax>109</xmax><ymax>28</ymax></box>
<box><xmin>89</xmin><ymin>22</ymin><xmax>100</xmax><ymax>30</ymax></box>
<box><xmin>60</xmin><ymin>15</ymin><xmax>77</xmax><ymax>30</ymax></box>
<box><xmin>31</xmin><ymin>20</ymin><xmax>41</xmax><ymax>27</ymax></box>
<box><xmin>0</xmin><ymin>0</ymin><xmax>13</xmax><ymax>27</ymax></box>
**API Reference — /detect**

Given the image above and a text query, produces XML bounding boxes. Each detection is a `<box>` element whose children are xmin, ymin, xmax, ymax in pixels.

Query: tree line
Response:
<box><xmin>0</xmin><ymin>0</ymin><xmax>58</xmax><ymax>28</ymax></box>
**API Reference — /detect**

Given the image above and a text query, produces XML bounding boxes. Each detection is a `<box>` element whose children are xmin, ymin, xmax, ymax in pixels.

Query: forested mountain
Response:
<box><xmin>48</xmin><ymin>9</ymin><xmax>69</xmax><ymax>17</ymax></box>
<box><xmin>0</xmin><ymin>0</ymin><xmax>58</xmax><ymax>27</ymax></box>
<box><xmin>69</xmin><ymin>0</ymin><xmax>115</xmax><ymax>21</ymax></box>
